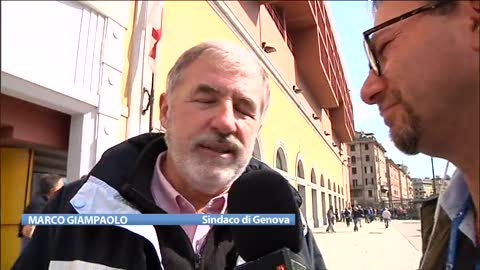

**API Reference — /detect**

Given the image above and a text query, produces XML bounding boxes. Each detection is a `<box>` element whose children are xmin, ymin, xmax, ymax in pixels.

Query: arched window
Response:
<box><xmin>311</xmin><ymin>169</ymin><xmax>316</xmax><ymax>184</ymax></box>
<box><xmin>275</xmin><ymin>148</ymin><xmax>288</xmax><ymax>172</ymax></box>
<box><xmin>333</xmin><ymin>183</ymin><xmax>336</xmax><ymax>192</ymax></box>
<box><xmin>296</xmin><ymin>160</ymin><xmax>304</xmax><ymax>179</ymax></box>
<box><xmin>320</xmin><ymin>175</ymin><xmax>325</xmax><ymax>187</ymax></box>
<box><xmin>253</xmin><ymin>139</ymin><xmax>261</xmax><ymax>160</ymax></box>
<box><xmin>328</xmin><ymin>179</ymin><xmax>331</xmax><ymax>190</ymax></box>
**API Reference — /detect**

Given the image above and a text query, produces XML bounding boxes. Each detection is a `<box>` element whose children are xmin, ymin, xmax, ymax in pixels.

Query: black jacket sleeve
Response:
<box><xmin>303</xmin><ymin>227</ymin><xmax>327</xmax><ymax>270</ymax></box>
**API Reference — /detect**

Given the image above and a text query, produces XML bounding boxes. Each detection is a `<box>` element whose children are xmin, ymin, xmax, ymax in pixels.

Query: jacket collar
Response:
<box><xmin>122</xmin><ymin>134</ymin><xmax>168</xmax><ymax>213</ymax></box>
<box><xmin>88</xmin><ymin>132</ymin><xmax>303</xmax><ymax>213</ymax></box>
<box><xmin>437</xmin><ymin>170</ymin><xmax>476</xmax><ymax>245</ymax></box>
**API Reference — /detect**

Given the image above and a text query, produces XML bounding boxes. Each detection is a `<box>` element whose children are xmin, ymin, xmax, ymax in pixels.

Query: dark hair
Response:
<box><xmin>372</xmin><ymin>0</ymin><xmax>458</xmax><ymax>15</ymax></box>
<box><xmin>38</xmin><ymin>174</ymin><xmax>62</xmax><ymax>195</ymax></box>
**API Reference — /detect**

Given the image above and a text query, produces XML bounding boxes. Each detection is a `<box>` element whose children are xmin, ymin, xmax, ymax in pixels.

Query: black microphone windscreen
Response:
<box><xmin>227</xmin><ymin>170</ymin><xmax>303</xmax><ymax>262</ymax></box>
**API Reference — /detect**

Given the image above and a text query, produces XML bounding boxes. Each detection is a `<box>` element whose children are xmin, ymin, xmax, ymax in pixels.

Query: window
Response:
<box><xmin>352</xmin><ymin>167</ymin><xmax>357</xmax><ymax>175</ymax></box>
<box><xmin>350</xmin><ymin>145</ymin><xmax>355</xmax><ymax>151</ymax></box>
<box><xmin>312</xmin><ymin>189</ymin><xmax>319</xmax><ymax>228</ymax></box>
<box><xmin>311</xmin><ymin>169</ymin><xmax>316</xmax><ymax>184</ymax></box>
<box><xmin>365</xmin><ymin>155</ymin><xmax>370</xmax><ymax>162</ymax></box>
<box><xmin>253</xmin><ymin>139</ymin><xmax>261</xmax><ymax>160</ymax></box>
<box><xmin>341</xmin><ymin>187</ymin><xmax>343</xmax><ymax>195</ymax></box>
<box><xmin>364</xmin><ymin>167</ymin><xmax>367</xmax><ymax>173</ymax></box>
<box><xmin>353</xmin><ymin>179</ymin><xmax>358</xmax><ymax>187</ymax></box>
<box><xmin>371</xmin><ymin>178</ymin><xmax>374</xmax><ymax>185</ymax></box>
<box><xmin>365</xmin><ymin>178</ymin><xmax>368</xmax><ymax>185</ymax></box>
<box><xmin>328</xmin><ymin>179</ymin><xmax>331</xmax><ymax>190</ymax></box>
<box><xmin>365</xmin><ymin>144</ymin><xmax>369</xmax><ymax>150</ymax></box>
<box><xmin>351</xmin><ymin>156</ymin><xmax>356</xmax><ymax>164</ymax></box>
<box><xmin>333</xmin><ymin>184</ymin><xmax>336</xmax><ymax>192</ymax></box>
<box><xmin>368</xmin><ymin>190</ymin><xmax>373</xmax><ymax>197</ymax></box>
<box><xmin>320</xmin><ymin>175</ymin><xmax>325</xmax><ymax>187</ymax></box>
<box><xmin>275</xmin><ymin>148</ymin><xmax>288</xmax><ymax>172</ymax></box>
<box><xmin>370</xmin><ymin>166</ymin><xmax>374</xmax><ymax>173</ymax></box>
<box><xmin>296</xmin><ymin>160</ymin><xmax>304</xmax><ymax>179</ymax></box>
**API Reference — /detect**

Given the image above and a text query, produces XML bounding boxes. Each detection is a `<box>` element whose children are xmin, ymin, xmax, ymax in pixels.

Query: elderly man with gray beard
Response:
<box><xmin>13</xmin><ymin>41</ymin><xmax>326</xmax><ymax>270</ymax></box>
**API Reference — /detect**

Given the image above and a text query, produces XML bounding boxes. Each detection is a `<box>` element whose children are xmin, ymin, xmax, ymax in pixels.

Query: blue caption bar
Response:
<box><xmin>22</xmin><ymin>214</ymin><xmax>295</xmax><ymax>226</ymax></box>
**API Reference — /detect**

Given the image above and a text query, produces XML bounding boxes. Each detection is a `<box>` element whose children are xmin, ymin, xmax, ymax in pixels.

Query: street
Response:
<box><xmin>313</xmin><ymin>219</ymin><xmax>422</xmax><ymax>270</ymax></box>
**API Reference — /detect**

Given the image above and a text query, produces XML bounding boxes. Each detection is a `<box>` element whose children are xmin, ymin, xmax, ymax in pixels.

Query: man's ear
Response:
<box><xmin>159</xmin><ymin>93</ymin><xmax>169</xmax><ymax>128</ymax></box>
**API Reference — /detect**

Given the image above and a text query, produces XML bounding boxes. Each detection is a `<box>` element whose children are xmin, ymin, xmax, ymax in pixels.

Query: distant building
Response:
<box><xmin>387</xmin><ymin>158</ymin><xmax>411</xmax><ymax>207</ymax></box>
<box><xmin>434</xmin><ymin>177</ymin><xmax>450</xmax><ymax>195</ymax></box>
<box><xmin>437</xmin><ymin>180</ymin><xmax>450</xmax><ymax>194</ymax></box>
<box><xmin>412</xmin><ymin>178</ymin><xmax>435</xmax><ymax>199</ymax></box>
<box><xmin>412</xmin><ymin>177</ymin><xmax>450</xmax><ymax>200</ymax></box>
<box><xmin>398</xmin><ymin>164</ymin><xmax>413</xmax><ymax>204</ymax></box>
<box><xmin>347</xmin><ymin>131</ymin><xmax>388</xmax><ymax>208</ymax></box>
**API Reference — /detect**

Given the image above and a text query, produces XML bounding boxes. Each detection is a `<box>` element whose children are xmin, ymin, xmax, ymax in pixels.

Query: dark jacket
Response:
<box><xmin>418</xmin><ymin>197</ymin><xmax>479</xmax><ymax>270</ymax></box>
<box><xmin>352</xmin><ymin>209</ymin><xmax>363</xmax><ymax>220</ymax></box>
<box><xmin>18</xmin><ymin>195</ymin><xmax>48</xmax><ymax>236</ymax></box>
<box><xmin>13</xmin><ymin>133</ymin><xmax>326</xmax><ymax>270</ymax></box>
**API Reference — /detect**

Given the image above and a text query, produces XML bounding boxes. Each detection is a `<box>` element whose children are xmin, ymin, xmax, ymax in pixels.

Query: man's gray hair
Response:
<box><xmin>166</xmin><ymin>41</ymin><xmax>271</xmax><ymax>116</ymax></box>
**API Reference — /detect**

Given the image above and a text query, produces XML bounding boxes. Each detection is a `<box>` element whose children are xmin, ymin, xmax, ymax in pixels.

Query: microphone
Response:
<box><xmin>228</xmin><ymin>170</ymin><xmax>309</xmax><ymax>270</ymax></box>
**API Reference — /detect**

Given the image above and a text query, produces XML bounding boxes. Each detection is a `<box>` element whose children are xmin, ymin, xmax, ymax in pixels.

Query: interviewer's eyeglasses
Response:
<box><xmin>363</xmin><ymin>1</ymin><xmax>450</xmax><ymax>76</ymax></box>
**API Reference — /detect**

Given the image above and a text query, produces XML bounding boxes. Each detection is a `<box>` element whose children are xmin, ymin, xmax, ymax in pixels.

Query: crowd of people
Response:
<box><xmin>324</xmin><ymin>205</ymin><xmax>418</xmax><ymax>232</ymax></box>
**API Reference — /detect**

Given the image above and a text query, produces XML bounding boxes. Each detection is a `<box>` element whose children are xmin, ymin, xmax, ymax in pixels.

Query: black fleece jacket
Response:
<box><xmin>13</xmin><ymin>133</ymin><xmax>327</xmax><ymax>270</ymax></box>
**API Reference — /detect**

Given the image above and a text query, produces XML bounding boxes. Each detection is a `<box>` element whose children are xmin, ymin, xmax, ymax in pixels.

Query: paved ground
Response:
<box><xmin>313</xmin><ymin>219</ymin><xmax>422</xmax><ymax>270</ymax></box>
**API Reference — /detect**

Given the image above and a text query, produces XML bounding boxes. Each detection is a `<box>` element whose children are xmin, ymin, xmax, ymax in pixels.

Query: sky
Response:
<box><xmin>327</xmin><ymin>1</ymin><xmax>457</xmax><ymax>179</ymax></box>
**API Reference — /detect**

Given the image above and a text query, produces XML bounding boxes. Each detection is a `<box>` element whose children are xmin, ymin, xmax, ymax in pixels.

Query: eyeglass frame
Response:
<box><xmin>362</xmin><ymin>1</ymin><xmax>451</xmax><ymax>76</ymax></box>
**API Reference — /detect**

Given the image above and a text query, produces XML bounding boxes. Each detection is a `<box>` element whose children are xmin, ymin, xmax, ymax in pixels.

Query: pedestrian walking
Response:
<box><xmin>326</xmin><ymin>206</ymin><xmax>336</xmax><ymax>233</ymax></box>
<box><xmin>352</xmin><ymin>207</ymin><xmax>363</xmax><ymax>232</ymax></box>
<box><xmin>344</xmin><ymin>208</ymin><xmax>352</xmax><ymax>227</ymax></box>
<box><xmin>382</xmin><ymin>207</ymin><xmax>392</xmax><ymax>228</ymax></box>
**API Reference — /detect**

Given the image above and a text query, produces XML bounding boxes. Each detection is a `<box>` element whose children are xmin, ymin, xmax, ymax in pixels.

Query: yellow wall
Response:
<box><xmin>1</xmin><ymin>148</ymin><xmax>33</xmax><ymax>269</ymax></box>
<box><xmin>260</xmin><ymin>79</ymin><xmax>343</xmax><ymax>182</ymax></box>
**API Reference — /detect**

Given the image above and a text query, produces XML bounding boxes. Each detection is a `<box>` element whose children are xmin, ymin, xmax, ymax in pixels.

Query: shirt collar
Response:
<box><xmin>151</xmin><ymin>152</ymin><xmax>227</xmax><ymax>214</ymax></box>
<box><xmin>438</xmin><ymin>170</ymin><xmax>476</xmax><ymax>245</ymax></box>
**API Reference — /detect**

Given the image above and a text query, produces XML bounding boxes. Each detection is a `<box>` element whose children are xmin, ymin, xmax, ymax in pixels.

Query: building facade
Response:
<box><xmin>1</xmin><ymin>1</ymin><xmax>354</xmax><ymax>267</ymax></box>
<box><xmin>347</xmin><ymin>132</ymin><xmax>389</xmax><ymax>208</ymax></box>
<box><xmin>386</xmin><ymin>159</ymin><xmax>403</xmax><ymax>207</ymax></box>
<box><xmin>398</xmin><ymin>164</ymin><xmax>413</xmax><ymax>204</ymax></box>
<box><xmin>435</xmin><ymin>178</ymin><xmax>450</xmax><ymax>195</ymax></box>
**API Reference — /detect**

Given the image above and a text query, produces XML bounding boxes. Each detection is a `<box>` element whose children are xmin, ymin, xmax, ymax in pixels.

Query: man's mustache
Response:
<box><xmin>192</xmin><ymin>133</ymin><xmax>243</xmax><ymax>155</ymax></box>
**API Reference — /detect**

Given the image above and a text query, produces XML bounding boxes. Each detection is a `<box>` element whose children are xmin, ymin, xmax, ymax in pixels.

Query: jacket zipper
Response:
<box><xmin>193</xmin><ymin>225</ymin><xmax>216</xmax><ymax>270</ymax></box>
<box><xmin>194</xmin><ymin>253</ymin><xmax>202</xmax><ymax>270</ymax></box>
